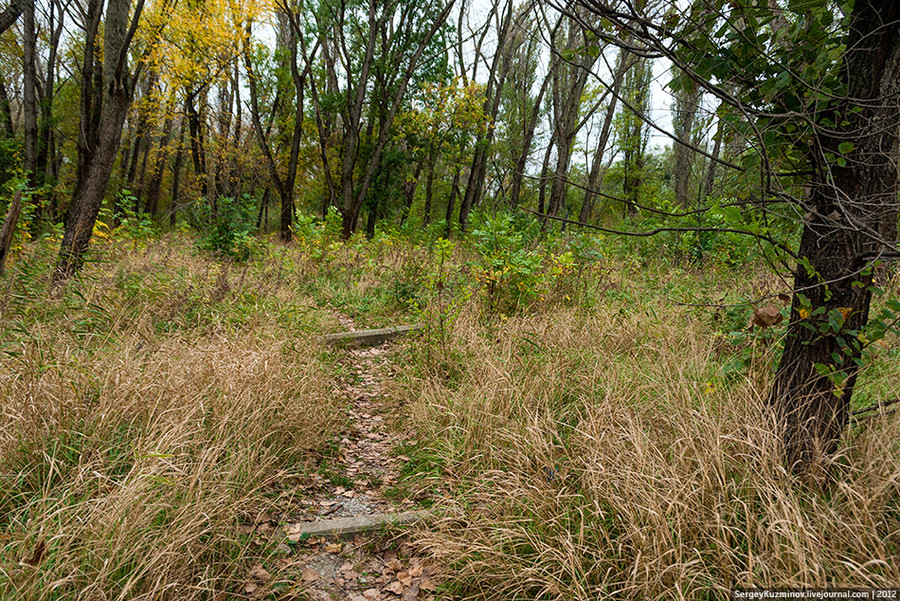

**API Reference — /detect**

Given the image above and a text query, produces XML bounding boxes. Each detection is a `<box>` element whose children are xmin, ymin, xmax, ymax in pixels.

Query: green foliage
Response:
<box><xmin>112</xmin><ymin>191</ymin><xmax>157</xmax><ymax>240</ymax></box>
<box><xmin>470</xmin><ymin>212</ymin><xmax>543</xmax><ymax>313</ymax></box>
<box><xmin>190</xmin><ymin>195</ymin><xmax>259</xmax><ymax>261</ymax></box>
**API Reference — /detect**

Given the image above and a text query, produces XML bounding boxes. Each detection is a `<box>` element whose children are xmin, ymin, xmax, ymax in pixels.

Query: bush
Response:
<box><xmin>190</xmin><ymin>195</ymin><xmax>259</xmax><ymax>260</ymax></box>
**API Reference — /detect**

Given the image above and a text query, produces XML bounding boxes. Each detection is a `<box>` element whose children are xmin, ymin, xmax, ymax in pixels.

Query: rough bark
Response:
<box><xmin>144</xmin><ymin>116</ymin><xmax>172</xmax><ymax>217</ymax></box>
<box><xmin>169</xmin><ymin>118</ymin><xmax>185</xmax><ymax>227</ymax></box>
<box><xmin>768</xmin><ymin>0</ymin><xmax>900</xmax><ymax>478</ymax></box>
<box><xmin>55</xmin><ymin>0</ymin><xmax>145</xmax><ymax>281</ymax></box>
<box><xmin>0</xmin><ymin>73</ymin><xmax>13</xmax><ymax>136</ymax></box>
<box><xmin>0</xmin><ymin>0</ymin><xmax>22</xmax><ymax>35</ymax></box>
<box><xmin>74</xmin><ymin>0</ymin><xmax>103</xmax><ymax>199</ymax></box>
<box><xmin>547</xmin><ymin>17</ymin><xmax>600</xmax><ymax>221</ymax></box>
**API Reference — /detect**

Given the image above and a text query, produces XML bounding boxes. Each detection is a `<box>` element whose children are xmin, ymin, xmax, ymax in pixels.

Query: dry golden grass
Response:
<box><xmin>0</xmin><ymin>236</ymin><xmax>344</xmax><ymax>600</ymax></box>
<box><xmin>405</xmin><ymin>298</ymin><xmax>900</xmax><ymax>600</ymax></box>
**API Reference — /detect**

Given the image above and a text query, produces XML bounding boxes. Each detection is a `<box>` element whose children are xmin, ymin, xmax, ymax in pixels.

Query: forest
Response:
<box><xmin>0</xmin><ymin>0</ymin><xmax>899</xmax><ymax>599</ymax></box>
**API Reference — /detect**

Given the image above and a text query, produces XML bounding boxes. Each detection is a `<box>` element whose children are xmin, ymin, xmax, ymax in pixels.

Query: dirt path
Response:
<box><xmin>242</xmin><ymin>313</ymin><xmax>441</xmax><ymax>601</ymax></box>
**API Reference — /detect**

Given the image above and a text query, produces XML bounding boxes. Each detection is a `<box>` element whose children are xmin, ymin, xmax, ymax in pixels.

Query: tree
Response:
<box><xmin>302</xmin><ymin>0</ymin><xmax>456</xmax><ymax>239</ymax></box>
<box><xmin>54</xmin><ymin>0</ymin><xmax>146</xmax><ymax>281</ymax></box>
<box><xmin>564</xmin><ymin>0</ymin><xmax>900</xmax><ymax>478</ymax></box>
<box><xmin>545</xmin><ymin>12</ymin><xmax>601</xmax><ymax>223</ymax></box>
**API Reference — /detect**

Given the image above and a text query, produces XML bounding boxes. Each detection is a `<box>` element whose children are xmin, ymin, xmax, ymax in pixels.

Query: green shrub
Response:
<box><xmin>190</xmin><ymin>195</ymin><xmax>259</xmax><ymax>260</ymax></box>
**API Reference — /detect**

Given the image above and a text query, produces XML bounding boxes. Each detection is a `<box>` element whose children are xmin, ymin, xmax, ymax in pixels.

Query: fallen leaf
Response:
<box><xmin>249</xmin><ymin>566</ymin><xmax>272</xmax><ymax>582</ymax></box>
<box><xmin>389</xmin><ymin>558</ymin><xmax>403</xmax><ymax>572</ymax></box>
<box><xmin>325</xmin><ymin>542</ymin><xmax>343</xmax><ymax>554</ymax></box>
<box><xmin>420</xmin><ymin>578</ymin><xmax>437</xmax><ymax>591</ymax></box>
<box><xmin>386</xmin><ymin>581</ymin><xmax>404</xmax><ymax>594</ymax></box>
<box><xmin>302</xmin><ymin>567</ymin><xmax>321</xmax><ymax>582</ymax></box>
<box><xmin>401</xmin><ymin>581</ymin><xmax>421</xmax><ymax>601</ymax></box>
<box><xmin>349</xmin><ymin>594</ymin><xmax>367</xmax><ymax>601</ymax></box>
<box><xmin>245</xmin><ymin>583</ymin><xmax>259</xmax><ymax>595</ymax></box>
<box><xmin>25</xmin><ymin>539</ymin><xmax>46</xmax><ymax>567</ymax></box>
<box><xmin>397</xmin><ymin>571</ymin><xmax>412</xmax><ymax>586</ymax></box>
<box><xmin>749</xmin><ymin>304</ymin><xmax>783</xmax><ymax>328</ymax></box>
<box><xmin>363</xmin><ymin>588</ymin><xmax>380</xmax><ymax>600</ymax></box>
<box><xmin>409</xmin><ymin>565</ymin><xmax>423</xmax><ymax>578</ymax></box>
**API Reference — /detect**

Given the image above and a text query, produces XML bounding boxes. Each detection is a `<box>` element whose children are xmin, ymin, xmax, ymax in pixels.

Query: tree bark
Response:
<box><xmin>580</xmin><ymin>51</ymin><xmax>629</xmax><ymax>223</ymax></box>
<box><xmin>54</xmin><ymin>0</ymin><xmax>145</xmax><ymax>281</ymax></box>
<box><xmin>0</xmin><ymin>0</ymin><xmax>22</xmax><ymax>35</ymax></box>
<box><xmin>169</xmin><ymin>118</ymin><xmax>185</xmax><ymax>227</ymax></box>
<box><xmin>0</xmin><ymin>73</ymin><xmax>13</xmax><ymax>136</ymax></box>
<box><xmin>0</xmin><ymin>190</ymin><xmax>22</xmax><ymax>273</ymax></box>
<box><xmin>768</xmin><ymin>0</ymin><xmax>900</xmax><ymax>478</ymax></box>
<box><xmin>459</xmin><ymin>0</ymin><xmax>514</xmax><ymax>233</ymax></box>
<box><xmin>144</xmin><ymin>116</ymin><xmax>172</xmax><ymax>217</ymax></box>
<box><xmin>546</xmin><ymin>17</ymin><xmax>600</xmax><ymax>222</ymax></box>
<box><xmin>672</xmin><ymin>81</ymin><xmax>700</xmax><ymax>208</ymax></box>
<box><xmin>22</xmin><ymin>0</ymin><xmax>37</xmax><ymax>188</ymax></box>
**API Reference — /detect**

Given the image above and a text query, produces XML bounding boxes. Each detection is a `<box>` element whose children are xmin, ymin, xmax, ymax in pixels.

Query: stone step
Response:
<box><xmin>323</xmin><ymin>324</ymin><xmax>425</xmax><ymax>348</ymax></box>
<box><xmin>292</xmin><ymin>511</ymin><xmax>433</xmax><ymax>539</ymax></box>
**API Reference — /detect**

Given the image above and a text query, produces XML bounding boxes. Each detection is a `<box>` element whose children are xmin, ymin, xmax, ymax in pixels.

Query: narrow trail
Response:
<box><xmin>244</xmin><ymin>313</ymin><xmax>442</xmax><ymax>601</ymax></box>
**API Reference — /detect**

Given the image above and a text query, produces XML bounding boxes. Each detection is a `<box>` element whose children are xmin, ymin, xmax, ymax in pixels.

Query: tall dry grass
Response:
<box><xmin>404</xmin><ymin>299</ymin><xmax>900</xmax><ymax>599</ymax></box>
<box><xmin>0</xmin><ymin>236</ymin><xmax>344</xmax><ymax>599</ymax></box>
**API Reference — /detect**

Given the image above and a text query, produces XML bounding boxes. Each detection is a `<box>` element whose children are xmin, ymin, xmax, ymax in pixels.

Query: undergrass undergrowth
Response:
<box><xmin>0</xmin><ymin>224</ymin><xmax>897</xmax><ymax>600</ymax></box>
<box><xmin>0</xmin><ymin>234</ymin><xmax>345</xmax><ymax>600</ymax></box>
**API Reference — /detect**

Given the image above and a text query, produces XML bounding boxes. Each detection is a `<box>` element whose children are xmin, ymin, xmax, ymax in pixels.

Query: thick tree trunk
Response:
<box><xmin>54</xmin><ymin>0</ymin><xmax>143</xmax><ymax>282</ymax></box>
<box><xmin>75</xmin><ymin>0</ymin><xmax>103</xmax><ymax>200</ymax></box>
<box><xmin>768</xmin><ymin>0</ymin><xmax>900</xmax><ymax>478</ymax></box>
<box><xmin>0</xmin><ymin>0</ymin><xmax>22</xmax><ymax>34</ymax></box>
<box><xmin>56</xmin><ymin>88</ymin><xmax>131</xmax><ymax>279</ymax></box>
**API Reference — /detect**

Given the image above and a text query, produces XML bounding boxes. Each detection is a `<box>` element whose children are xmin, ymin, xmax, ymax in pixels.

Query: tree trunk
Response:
<box><xmin>144</xmin><ymin>116</ymin><xmax>172</xmax><ymax>217</ymax></box>
<box><xmin>672</xmin><ymin>82</ymin><xmax>700</xmax><ymax>208</ymax></box>
<box><xmin>0</xmin><ymin>73</ymin><xmax>13</xmax><ymax>136</ymax></box>
<box><xmin>445</xmin><ymin>166</ymin><xmax>461</xmax><ymax>237</ymax></box>
<box><xmin>459</xmin><ymin>0</ymin><xmax>513</xmax><ymax>233</ymax></box>
<box><xmin>54</xmin><ymin>0</ymin><xmax>144</xmax><ymax>282</ymax></box>
<box><xmin>169</xmin><ymin>118</ymin><xmax>185</xmax><ymax>227</ymax></box>
<box><xmin>400</xmin><ymin>161</ymin><xmax>423</xmax><ymax>227</ymax></box>
<box><xmin>0</xmin><ymin>190</ymin><xmax>22</xmax><ymax>273</ymax></box>
<box><xmin>580</xmin><ymin>51</ymin><xmax>628</xmax><ymax>223</ymax></box>
<box><xmin>702</xmin><ymin>109</ymin><xmax>724</xmax><ymax>200</ymax></box>
<box><xmin>0</xmin><ymin>0</ymin><xmax>22</xmax><ymax>34</ymax></box>
<box><xmin>768</xmin><ymin>0</ymin><xmax>900</xmax><ymax>479</ymax></box>
<box><xmin>36</xmin><ymin>0</ymin><xmax>63</xmax><ymax>192</ymax></box>
<box><xmin>509</xmin><ymin>65</ymin><xmax>551</xmax><ymax>211</ymax></box>
<box><xmin>22</xmin><ymin>0</ymin><xmax>37</xmax><ymax>188</ymax></box>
